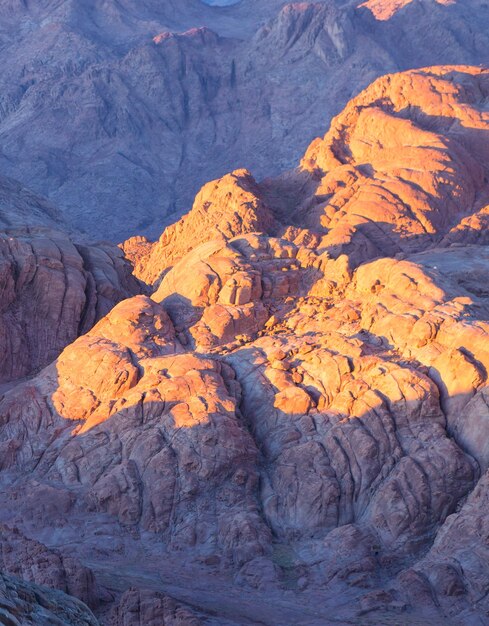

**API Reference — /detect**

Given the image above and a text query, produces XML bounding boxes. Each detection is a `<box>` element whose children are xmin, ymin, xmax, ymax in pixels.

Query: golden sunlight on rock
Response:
<box><xmin>359</xmin><ymin>0</ymin><xmax>415</xmax><ymax>21</ymax></box>
<box><xmin>360</xmin><ymin>0</ymin><xmax>456</xmax><ymax>21</ymax></box>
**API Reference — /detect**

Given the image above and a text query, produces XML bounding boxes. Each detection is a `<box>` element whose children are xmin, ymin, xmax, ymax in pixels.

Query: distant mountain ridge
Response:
<box><xmin>0</xmin><ymin>0</ymin><xmax>488</xmax><ymax>239</ymax></box>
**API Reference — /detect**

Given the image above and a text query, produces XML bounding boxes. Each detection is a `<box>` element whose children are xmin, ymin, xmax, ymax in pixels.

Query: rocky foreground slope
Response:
<box><xmin>1</xmin><ymin>65</ymin><xmax>489</xmax><ymax>624</ymax></box>
<box><xmin>1</xmin><ymin>0</ymin><xmax>489</xmax><ymax>239</ymax></box>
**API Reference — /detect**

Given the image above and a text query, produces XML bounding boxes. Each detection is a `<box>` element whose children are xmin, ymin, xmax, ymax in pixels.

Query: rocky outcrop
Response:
<box><xmin>1</xmin><ymin>229</ymin><xmax>488</xmax><ymax>622</ymax></box>
<box><xmin>0</xmin><ymin>294</ymin><xmax>270</xmax><ymax>569</ymax></box>
<box><xmin>404</xmin><ymin>467</ymin><xmax>489</xmax><ymax>621</ymax></box>
<box><xmin>109</xmin><ymin>589</ymin><xmax>202</xmax><ymax>626</ymax></box>
<box><xmin>0</xmin><ymin>231</ymin><xmax>141</xmax><ymax>384</ymax></box>
<box><xmin>297</xmin><ymin>65</ymin><xmax>489</xmax><ymax>265</ymax></box>
<box><xmin>0</xmin><ymin>571</ymin><xmax>99</xmax><ymax>626</ymax></box>
<box><xmin>0</xmin><ymin>525</ymin><xmax>101</xmax><ymax>609</ymax></box>
<box><xmin>130</xmin><ymin>66</ymin><xmax>489</xmax><ymax>284</ymax></box>
<box><xmin>132</xmin><ymin>169</ymin><xmax>277</xmax><ymax>285</ymax></box>
<box><xmin>153</xmin><ymin>234</ymin><xmax>316</xmax><ymax>351</ymax></box>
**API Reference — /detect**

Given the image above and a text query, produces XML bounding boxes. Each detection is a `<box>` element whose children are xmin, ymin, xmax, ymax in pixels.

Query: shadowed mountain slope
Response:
<box><xmin>1</xmin><ymin>1</ymin><xmax>489</xmax><ymax>239</ymax></box>
<box><xmin>0</xmin><ymin>176</ymin><xmax>142</xmax><ymax>385</ymax></box>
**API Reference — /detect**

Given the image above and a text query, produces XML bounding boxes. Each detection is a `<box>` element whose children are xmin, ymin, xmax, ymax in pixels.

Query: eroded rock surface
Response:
<box><xmin>296</xmin><ymin>65</ymin><xmax>489</xmax><ymax>265</ymax></box>
<box><xmin>129</xmin><ymin>169</ymin><xmax>277</xmax><ymax>286</ymax></box>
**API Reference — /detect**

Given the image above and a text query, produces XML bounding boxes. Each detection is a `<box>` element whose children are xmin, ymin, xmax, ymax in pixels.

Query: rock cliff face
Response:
<box><xmin>0</xmin><ymin>177</ymin><xmax>142</xmax><ymax>385</ymax></box>
<box><xmin>0</xmin><ymin>525</ymin><xmax>103</xmax><ymax>609</ymax></box>
<box><xmin>1</xmin><ymin>1</ymin><xmax>489</xmax><ymax>239</ymax></box>
<box><xmin>3</xmin><ymin>65</ymin><xmax>489</xmax><ymax>624</ymax></box>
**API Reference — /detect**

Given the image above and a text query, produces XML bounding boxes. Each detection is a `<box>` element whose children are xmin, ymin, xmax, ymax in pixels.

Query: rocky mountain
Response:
<box><xmin>0</xmin><ymin>1</ymin><xmax>489</xmax><ymax>240</ymax></box>
<box><xmin>2</xmin><ymin>65</ymin><xmax>489</xmax><ymax>624</ymax></box>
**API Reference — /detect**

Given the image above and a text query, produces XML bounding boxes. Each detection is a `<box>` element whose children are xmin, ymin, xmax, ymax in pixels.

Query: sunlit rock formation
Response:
<box><xmin>2</xmin><ymin>65</ymin><xmax>489</xmax><ymax>624</ymax></box>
